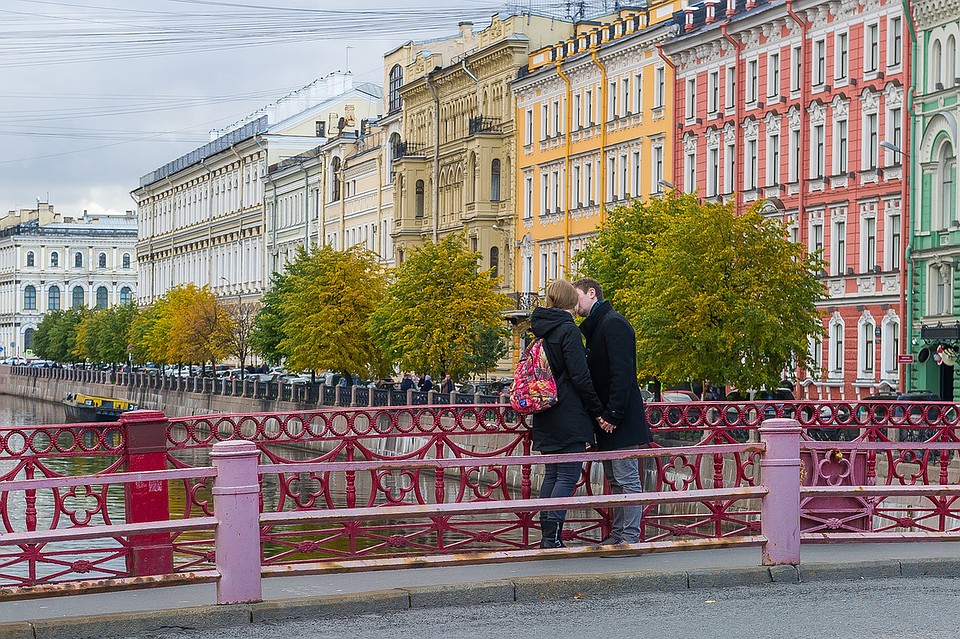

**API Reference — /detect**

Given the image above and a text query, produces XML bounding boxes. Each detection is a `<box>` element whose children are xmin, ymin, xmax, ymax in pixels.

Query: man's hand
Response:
<box><xmin>597</xmin><ymin>417</ymin><xmax>616</xmax><ymax>433</ymax></box>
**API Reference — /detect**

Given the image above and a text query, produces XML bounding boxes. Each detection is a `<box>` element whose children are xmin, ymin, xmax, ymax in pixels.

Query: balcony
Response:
<box><xmin>469</xmin><ymin>117</ymin><xmax>503</xmax><ymax>135</ymax></box>
<box><xmin>393</xmin><ymin>141</ymin><xmax>428</xmax><ymax>159</ymax></box>
<box><xmin>508</xmin><ymin>292</ymin><xmax>541</xmax><ymax>310</ymax></box>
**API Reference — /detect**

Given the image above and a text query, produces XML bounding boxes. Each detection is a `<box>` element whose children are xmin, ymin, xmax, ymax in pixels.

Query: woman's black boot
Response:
<box><xmin>540</xmin><ymin>520</ymin><xmax>563</xmax><ymax>549</ymax></box>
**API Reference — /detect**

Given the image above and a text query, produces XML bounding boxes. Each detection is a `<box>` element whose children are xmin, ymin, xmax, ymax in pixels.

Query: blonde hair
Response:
<box><xmin>543</xmin><ymin>279</ymin><xmax>578</xmax><ymax>311</ymax></box>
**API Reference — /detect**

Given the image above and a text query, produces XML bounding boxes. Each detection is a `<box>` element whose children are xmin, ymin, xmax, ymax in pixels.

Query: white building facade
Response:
<box><xmin>133</xmin><ymin>72</ymin><xmax>383</xmax><ymax>303</ymax></box>
<box><xmin>0</xmin><ymin>203</ymin><xmax>138</xmax><ymax>359</ymax></box>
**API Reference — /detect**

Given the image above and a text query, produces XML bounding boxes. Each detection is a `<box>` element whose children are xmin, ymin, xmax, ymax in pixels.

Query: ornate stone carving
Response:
<box><xmin>831</xmin><ymin>94</ymin><xmax>849</xmax><ymax>118</ymax></box>
<box><xmin>883</xmin><ymin>83</ymin><xmax>904</xmax><ymax>107</ymax></box>
<box><xmin>724</xmin><ymin>122</ymin><xmax>736</xmax><ymax>144</ymax></box>
<box><xmin>743</xmin><ymin>117</ymin><xmax>759</xmax><ymax>139</ymax></box>
<box><xmin>742</xmin><ymin>28</ymin><xmax>763</xmax><ymax>51</ymax></box>
<box><xmin>761</xmin><ymin>19</ymin><xmax>785</xmax><ymax>42</ymax></box>
<box><xmin>706</xmin><ymin>128</ymin><xmax>721</xmax><ymax>146</ymax></box>
<box><xmin>683</xmin><ymin>133</ymin><xmax>698</xmax><ymax>153</ymax></box>
<box><xmin>788</xmin><ymin>106</ymin><xmax>801</xmax><ymax>129</ymax></box>
<box><xmin>806</xmin><ymin>5</ymin><xmax>830</xmax><ymax>28</ymax></box>
<box><xmin>858</xmin><ymin>0</ymin><xmax>881</xmax><ymax>12</ymax></box>
<box><xmin>829</xmin><ymin>0</ymin><xmax>859</xmax><ymax>20</ymax></box>
<box><xmin>808</xmin><ymin>102</ymin><xmax>827</xmax><ymax>125</ymax></box>
<box><xmin>861</xmin><ymin>87</ymin><xmax>880</xmax><ymax>111</ymax></box>
<box><xmin>765</xmin><ymin>112</ymin><xmax>782</xmax><ymax>136</ymax></box>
<box><xmin>520</xmin><ymin>233</ymin><xmax>534</xmax><ymax>257</ymax></box>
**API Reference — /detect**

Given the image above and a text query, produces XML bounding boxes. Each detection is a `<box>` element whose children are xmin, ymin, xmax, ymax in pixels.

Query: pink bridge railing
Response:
<box><xmin>1</xmin><ymin>401</ymin><xmax>960</xmax><ymax>601</ymax></box>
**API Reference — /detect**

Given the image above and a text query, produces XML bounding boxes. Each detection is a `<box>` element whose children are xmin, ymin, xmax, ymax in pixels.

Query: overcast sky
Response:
<box><xmin>0</xmin><ymin>0</ymin><xmax>584</xmax><ymax>217</ymax></box>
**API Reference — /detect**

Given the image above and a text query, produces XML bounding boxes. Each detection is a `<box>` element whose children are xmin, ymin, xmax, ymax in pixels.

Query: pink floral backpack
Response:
<box><xmin>509</xmin><ymin>338</ymin><xmax>559</xmax><ymax>415</ymax></box>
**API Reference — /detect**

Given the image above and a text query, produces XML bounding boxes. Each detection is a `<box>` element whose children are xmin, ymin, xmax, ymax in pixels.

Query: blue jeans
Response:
<box><xmin>539</xmin><ymin>445</ymin><xmax>586</xmax><ymax>523</ymax></box>
<box><xmin>602</xmin><ymin>446</ymin><xmax>643</xmax><ymax>543</ymax></box>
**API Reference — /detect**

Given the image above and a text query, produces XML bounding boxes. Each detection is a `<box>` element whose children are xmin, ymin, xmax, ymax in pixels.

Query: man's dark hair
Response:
<box><xmin>573</xmin><ymin>277</ymin><xmax>604</xmax><ymax>301</ymax></box>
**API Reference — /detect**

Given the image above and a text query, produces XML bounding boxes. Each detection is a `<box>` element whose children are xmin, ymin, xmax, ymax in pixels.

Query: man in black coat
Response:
<box><xmin>574</xmin><ymin>277</ymin><xmax>652</xmax><ymax>546</ymax></box>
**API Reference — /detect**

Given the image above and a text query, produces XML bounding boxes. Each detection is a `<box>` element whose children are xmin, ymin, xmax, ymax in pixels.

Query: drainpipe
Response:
<box><xmin>656</xmin><ymin>42</ymin><xmax>679</xmax><ymax>191</ymax></box>
<box><xmin>426</xmin><ymin>73</ymin><xmax>441</xmax><ymax>243</ymax></box>
<box><xmin>253</xmin><ymin>137</ymin><xmax>268</xmax><ymax>291</ymax></box>
<box><xmin>786</xmin><ymin>0</ymin><xmax>809</xmax><ymax>245</ymax></box>
<box><xmin>556</xmin><ymin>60</ymin><xmax>574</xmax><ymax>273</ymax></box>
<box><xmin>901</xmin><ymin>0</ymin><xmax>918</xmax><ymax>392</ymax></box>
<box><xmin>590</xmin><ymin>46</ymin><xmax>609</xmax><ymax>222</ymax></box>
<box><xmin>198</xmin><ymin>159</ymin><xmax>215</xmax><ymax>289</ymax></box>
<box><xmin>720</xmin><ymin>22</ymin><xmax>744</xmax><ymax>213</ymax></box>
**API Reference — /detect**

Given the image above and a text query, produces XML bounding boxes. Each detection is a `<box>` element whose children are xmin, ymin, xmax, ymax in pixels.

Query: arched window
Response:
<box><xmin>24</xmin><ymin>328</ymin><xmax>34</xmax><ymax>352</ymax></box>
<box><xmin>98</xmin><ymin>253</ymin><xmax>106</xmax><ymax>268</ymax></box>
<box><xmin>948</xmin><ymin>36</ymin><xmax>957</xmax><ymax>86</ymax></box>
<box><xmin>490</xmin><ymin>246</ymin><xmax>500</xmax><ymax>278</ymax></box>
<box><xmin>48</xmin><ymin>286</ymin><xmax>60</xmax><ymax>310</ymax></box>
<box><xmin>74</xmin><ymin>252</ymin><xmax>83</xmax><ymax>268</ymax></box>
<box><xmin>415</xmin><ymin>180</ymin><xmax>425</xmax><ymax>218</ymax></box>
<box><xmin>95</xmin><ymin>286</ymin><xmax>108</xmax><ymax>309</ymax></box>
<box><xmin>388</xmin><ymin>64</ymin><xmax>404</xmax><ymax>113</ymax></box>
<box><xmin>491</xmin><ymin>159</ymin><xmax>501</xmax><ymax>202</ymax></box>
<box><xmin>933</xmin><ymin>39</ymin><xmax>943</xmax><ymax>88</ymax></box>
<box><xmin>23</xmin><ymin>285</ymin><xmax>36</xmax><ymax>310</ymax></box>
<box><xmin>50</xmin><ymin>252</ymin><xmax>58</xmax><ymax>268</ymax></box>
<box><xmin>25</xmin><ymin>252</ymin><xmax>34</xmax><ymax>267</ymax></box>
<box><xmin>860</xmin><ymin>319</ymin><xmax>876</xmax><ymax>377</ymax></box>
<box><xmin>881</xmin><ymin>317</ymin><xmax>900</xmax><ymax>374</ymax></box>
<box><xmin>929</xmin><ymin>262</ymin><xmax>953</xmax><ymax>316</ymax></box>
<box><xmin>72</xmin><ymin>286</ymin><xmax>84</xmax><ymax>309</ymax></box>
<box><xmin>120</xmin><ymin>286</ymin><xmax>132</xmax><ymax>305</ymax></box>
<box><xmin>828</xmin><ymin>315</ymin><xmax>845</xmax><ymax>379</ymax></box>
<box><xmin>122</xmin><ymin>253</ymin><xmax>131</xmax><ymax>269</ymax></box>
<box><xmin>330</xmin><ymin>157</ymin><xmax>342</xmax><ymax>202</ymax></box>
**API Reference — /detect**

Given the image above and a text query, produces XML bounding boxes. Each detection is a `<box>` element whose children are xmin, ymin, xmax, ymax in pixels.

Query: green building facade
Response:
<box><xmin>909</xmin><ymin>0</ymin><xmax>960</xmax><ymax>400</ymax></box>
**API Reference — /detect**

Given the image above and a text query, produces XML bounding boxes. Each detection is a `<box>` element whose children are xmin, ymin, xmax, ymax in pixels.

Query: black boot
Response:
<box><xmin>540</xmin><ymin>520</ymin><xmax>563</xmax><ymax>549</ymax></box>
<box><xmin>556</xmin><ymin>520</ymin><xmax>567</xmax><ymax>547</ymax></box>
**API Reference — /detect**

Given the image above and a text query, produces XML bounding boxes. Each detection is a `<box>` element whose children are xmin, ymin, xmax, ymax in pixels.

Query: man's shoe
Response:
<box><xmin>599</xmin><ymin>539</ymin><xmax>644</xmax><ymax>558</ymax></box>
<box><xmin>595</xmin><ymin>535</ymin><xmax>622</xmax><ymax>548</ymax></box>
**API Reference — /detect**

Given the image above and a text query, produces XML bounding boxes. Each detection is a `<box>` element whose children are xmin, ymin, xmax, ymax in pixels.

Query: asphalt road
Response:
<box><xmin>124</xmin><ymin>577</ymin><xmax>960</xmax><ymax>639</ymax></box>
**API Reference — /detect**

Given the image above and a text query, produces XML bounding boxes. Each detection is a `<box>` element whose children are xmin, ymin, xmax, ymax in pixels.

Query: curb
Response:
<box><xmin>0</xmin><ymin>559</ymin><xmax>950</xmax><ymax>638</ymax></box>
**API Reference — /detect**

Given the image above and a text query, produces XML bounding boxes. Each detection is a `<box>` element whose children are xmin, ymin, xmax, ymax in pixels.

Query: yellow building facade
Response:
<box><xmin>392</xmin><ymin>13</ymin><xmax>579</xmax><ymax>295</ymax></box>
<box><xmin>511</xmin><ymin>6</ymin><xmax>680</xmax><ymax>301</ymax></box>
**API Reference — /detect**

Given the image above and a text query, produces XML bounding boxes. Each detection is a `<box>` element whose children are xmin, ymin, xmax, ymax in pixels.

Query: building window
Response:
<box><xmin>654</xmin><ymin>67</ymin><xmax>665</xmax><ymax>109</ymax></box>
<box><xmin>861</xmin><ymin>319</ymin><xmax>876</xmax><ymax>376</ymax></box>
<box><xmin>724</xmin><ymin>141</ymin><xmax>735</xmax><ymax>193</ymax></box>
<box><xmin>767</xmin><ymin>52</ymin><xmax>780</xmax><ymax>97</ymax></box>
<box><xmin>813</xmin><ymin>39</ymin><xmax>826</xmax><ymax>85</ymax></box>
<box><xmin>122</xmin><ymin>253</ymin><xmax>131</xmax><ymax>269</ymax></box>
<box><xmin>98</xmin><ymin>252</ymin><xmax>106</xmax><ymax>268</ymax></box>
<box><xmin>524</xmin><ymin>176</ymin><xmax>533</xmax><ymax>218</ymax></box>
<box><xmin>708</xmin><ymin>71</ymin><xmax>719</xmax><ymax>114</ymax></box>
<box><xmin>889</xmin><ymin>17</ymin><xmax>903</xmax><ymax>67</ymax></box>
<box><xmin>809</xmin><ymin>336</ymin><xmax>823</xmax><ymax>375</ymax></box>
<box><xmin>882</xmin><ymin>318</ymin><xmax>900</xmax><ymax>374</ymax></box>
<box><xmin>835</xmin><ymin>32</ymin><xmax>849</xmax><ymax>79</ymax></box>
<box><xmin>491</xmin><ymin>159</ymin><xmax>501</xmax><ymax>202</ymax></box>
<box><xmin>865</xmin><ymin>23</ymin><xmax>880</xmax><ymax>73</ymax></box>
<box><xmin>811</xmin><ymin>221</ymin><xmax>825</xmax><ymax>260</ymax></box>
<box><xmin>541</xmin><ymin>104</ymin><xmax>549</xmax><ymax>138</ymax></box>
<box><xmin>415</xmin><ymin>180</ymin><xmax>425</xmax><ymax>218</ymax></box>
<box><xmin>829</xmin><ymin>319</ymin><xmax>845</xmax><ymax>377</ymax></box>
<box><xmin>23</xmin><ymin>286</ymin><xmax>36</xmax><ymax>310</ymax></box>
<box><xmin>833</xmin><ymin>219</ymin><xmax>847</xmax><ymax>276</ymax></box>
<box><xmin>746</xmin><ymin>59</ymin><xmax>758</xmax><ymax>103</ymax></box>
<box><xmin>388</xmin><ymin>64</ymin><xmax>403</xmax><ymax>113</ymax></box>
<box><xmin>789</xmin><ymin>127</ymin><xmax>800</xmax><ymax>182</ymax></box>
<box><xmin>863</xmin><ymin>112</ymin><xmax>879</xmax><ymax>170</ymax></box>
<box><xmin>725</xmin><ymin>66</ymin><xmax>736</xmax><ymax>109</ymax></box>
<box><xmin>791</xmin><ymin>45</ymin><xmax>802</xmax><ymax>92</ymax></box>
<box><xmin>652</xmin><ymin>145</ymin><xmax>664</xmax><ymax>192</ymax></box>
<box><xmin>96</xmin><ymin>286</ymin><xmax>108</xmax><ymax>309</ymax></box>
<box><xmin>834</xmin><ymin>119</ymin><xmax>848</xmax><ymax>174</ymax></box>
<box><xmin>929</xmin><ymin>263</ymin><xmax>953</xmax><ymax>316</ymax></box>
<box><xmin>72</xmin><ymin>286</ymin><xmax>84</xmax><ymax>309</ymax></box>
<box><xmin>490</xmin><ymin>246</ymin><xmax>499</xmax><ymax>279</ymax></box>
<box><xmin>888</xmin><ymin>212</ymin><xmax>901</xmax><ymax>270</ymax></box>
<box><xmin>938</xmin><ymin>141</ymin><xmax>957</xmax><ymax>228</ymax></box>
<box><xmin>767</xmin><ymin>134</ymin><xmax>780</xmax><ymax>186</ymax></box>
<box><xmin>863</xmin><ymin>216</ymin><xmax>877</xmax><ymax>271</ymax></box>
<box><xmin>685</xmin><ymin>78</ymin><xmax>696</xmax><ymax>119</ymax></box>
<box><xmin>933</xmin><ymin>39</ymin><xmax>943</xmax><ymax>89</ymax></box>
<box><xmin>330</xmin><ymin>157</ymin><xmax>342</xmax><ymax>202</ymax></box>
<box><xmin>26</xmin><ymin>251</ymin><xmax>35</xmax><ymax>267</ymax></box>
<box><xmin>684</xmin><ymin>151</ymin><xmax>696</xmax><ymax>194</ymax></box>
<box><xmin>524</xmin><ymin>109</ymin><xmax>533</xmax><ymax>145</ymax></box>
<box><xmin>48</xmin><ymin>286</ymin><xmax>60</xmax><ymax>310</ymax></box>
<box><xmin>74</xmin><ymin>252</ymin><xmax>83</xmax><ymax>268</ymax></box>
<box><xmin>707</xmin><ymin>147</ymin><xmax>719</xmax><ymax>197</ymax></box>
<box><xmin>586</xmin><ymin>89</ymin><xmax>594</xmax><ymax>125</ymax></box>
<box><xmin>24</xmin><ymin>328</ymin><xmax>34</xmax><ymax>353</ymax></box>
<box><xmin>813</xmin><ymin>124</ymin><xmax>825</xmax><ymax>178</ymax></box>
<box><xmin>745</xmin><ymin>139</ymin><xmax>757</xmax><ymax>190</ymax></box>
<box><xmin>50</xmin><ymin>252</ymin><xmax>58</xmax><ymax>268</ymax></box>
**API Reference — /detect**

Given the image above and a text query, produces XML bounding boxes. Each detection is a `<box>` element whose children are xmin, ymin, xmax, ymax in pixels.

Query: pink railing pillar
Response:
<box><xmin>759</xmin><ymin>417</ymin><xmax>801</xmax><ymax>565</ymax></box>
<box><xmin>121</xmin><ymin>409</ymin><xmax>174</xmax><ymax>576</ymax></box>
<box><xmin>211</xmin><ymin>440</ymin><xmax>262</xmax><ymax>604</ymax></box>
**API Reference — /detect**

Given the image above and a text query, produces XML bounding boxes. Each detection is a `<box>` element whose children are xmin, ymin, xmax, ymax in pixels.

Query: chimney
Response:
<box><xmin>684</xmin><ymin>7</ymin><xmax>696</xmax><ymax>31</ymax></box>
<box><xmin>459</xmin><ymin>21</ymin><xmax>474</xmax><ymax>38</ymax></box>
<box><xmin>727</xmin><ymin>0</ymin><xmax>737</xmax><ymax>17</ymax></box>
<box><xmin>706</xmin><ymin>0</ymin><xmax>717</xmax><ymax>23</ymax></box>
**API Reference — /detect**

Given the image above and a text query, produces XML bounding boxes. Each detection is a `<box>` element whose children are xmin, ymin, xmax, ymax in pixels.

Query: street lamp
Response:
<box><xmin>880</xmin><ymin>140</ymin><xmax>905</xmax><ymax>156</ymax></box>
<box><xmin>657</xmin><ymin>179</ymin><xmax>675</xmax><ymax>191</ymax></box>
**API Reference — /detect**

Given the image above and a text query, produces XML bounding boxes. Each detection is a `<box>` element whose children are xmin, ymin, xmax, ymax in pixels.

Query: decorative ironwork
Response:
<box><xmin>392</xmin><ymin>141</ymin><xmax>427</xmax><ymax>159</ymax></box>
<box><xmin>469</xmin><ymin>116</ymin><xmax>503</xmax><ymax>135</ymax></box>
<box><xmin>508</xmin><ymin>292</ymin><xmax>541</xmax><ymax>310</ymax></box>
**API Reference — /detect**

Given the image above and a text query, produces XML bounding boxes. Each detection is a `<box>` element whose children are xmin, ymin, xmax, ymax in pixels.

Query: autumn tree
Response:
<box><xmin>133</xmin><ymin>284</ymin><xmax>231</xmax><ymax>367</ymax></box>
<box><xmin>224</xmin><ymin>299</ymin><xmax>259</xmax><ymax>372</ymax></box>
<box><xmin>278</xmin><ymin>245</ymin><xmax>389</xmax><ymax>379</ymax></box>
<box><xmin>578</xmin><ymin>192</ymin><xmax>826</xmax><ymax>391</ymax></box>
<box><xmin>370</xmin><ymin>234</ymin><xmax>510</xmax><ymax>381</ymax></box>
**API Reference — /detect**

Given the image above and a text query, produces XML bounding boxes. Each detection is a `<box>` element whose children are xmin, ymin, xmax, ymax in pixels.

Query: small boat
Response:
<box><xmin>62</xmin><ymin>393</ymin><xmax>139</xmax><ymax>422</ymax></box>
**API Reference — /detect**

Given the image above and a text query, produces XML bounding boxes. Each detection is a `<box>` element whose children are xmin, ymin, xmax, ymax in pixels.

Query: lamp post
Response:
<box><xmin>657</xmin><ymin>178</ymin><xmax>675</xmax><ymax>192</ymax></box>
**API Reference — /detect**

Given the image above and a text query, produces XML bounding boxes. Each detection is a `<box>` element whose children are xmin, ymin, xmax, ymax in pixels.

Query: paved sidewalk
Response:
<box><xmin>2</xmin><ymin>542</ymin><xmax>960</xmax><ymax>638</ymax></box>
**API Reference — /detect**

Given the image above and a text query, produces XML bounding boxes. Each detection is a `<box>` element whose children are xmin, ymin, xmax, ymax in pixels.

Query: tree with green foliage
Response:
<box><xmin>278</xmin><ymin>245</ymin><xmax>389</xmax><ymax>379</ymax></box>
<box><xmin>33</xmin><ymin>308</ymin><xmax>86</xmax><ymax>363</ymax></box>
<box><xmin>71</xmin><ymin>304</ymin><xmax>140</xmax><ymax>365</ymax></box>
<box><xmin>370</xmin><ymin>234</ymin><xmax>510</xmax><ymax>381</ymax></box>
<box><xmin>225</xmin><ymin>300</ymin><xmax>259</xmax><ymax>372</ymax></box>
<box><xmin>577</xmin><ymin>192</ymin><xmax>826</xmax><ymax>392</ymax></box>
<box><xmin>251</xmin><ymin>271</ymin><xmax>290</xmax><ymax>365</ymax></box>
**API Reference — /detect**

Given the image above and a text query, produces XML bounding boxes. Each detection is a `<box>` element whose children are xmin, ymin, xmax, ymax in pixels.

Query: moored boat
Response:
<box><xmin>62</xmin><ymin>393</ymin><xmax>139</xmax><ymax>422</ymax></box>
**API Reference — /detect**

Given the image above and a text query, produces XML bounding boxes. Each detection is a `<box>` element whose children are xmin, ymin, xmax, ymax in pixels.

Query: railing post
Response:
<box><xmin>759</xmin><ymin>417</ymin><xmax>801</xmax><ymax>566</ymax></box>
<box><xmin>211</xmin><ymin>440</ymin><xmax>262</xmax><ymax>604</ymax></box>
<box><xmin>121</xmin><ymin>410</ymin><xmax>174</xmax><ymax>576</ymax></box>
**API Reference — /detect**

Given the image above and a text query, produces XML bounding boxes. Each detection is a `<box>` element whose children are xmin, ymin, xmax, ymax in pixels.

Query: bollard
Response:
<box><xmin>211</xmin><ymin>440</ymin><xmax>263</xmax><ymax>604</ymax></box>
<box><xmin>759</xmin><ymin>417</ymin><xmax>802</xmax><ymax>565</ymax></box>
<box><xmin>121</xmin><ymin>410</ymin><xmax>174</xmax><ymax>575</ymax></box>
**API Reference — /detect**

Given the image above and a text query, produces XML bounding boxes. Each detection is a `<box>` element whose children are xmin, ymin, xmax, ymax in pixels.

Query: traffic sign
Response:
<box><xmin>898</xmin><ymin>354</ymin><xmax>915</xmax><ymax>364</ymax></box>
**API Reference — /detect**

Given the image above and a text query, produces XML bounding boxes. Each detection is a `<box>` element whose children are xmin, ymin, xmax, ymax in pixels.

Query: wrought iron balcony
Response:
<box><xmin>393</xmin><ymin>141</ymin><xmax>428</xmax><ymax>159</ymax></box>
<box><xmin>469</xmin><ymin>116</ymin><xmax>503</xmax><ymax>135</ymax></box>
<box><xmin>508</xmin><ymin>292</ymin><xmax>541</xmax><ymax>310</ymax></box>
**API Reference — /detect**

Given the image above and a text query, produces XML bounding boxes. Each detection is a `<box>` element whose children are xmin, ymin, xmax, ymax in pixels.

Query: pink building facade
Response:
<box><xmin>662</xmin><ymin>0</ymin><xmax>909</xmax><ymax>399</ymax></box>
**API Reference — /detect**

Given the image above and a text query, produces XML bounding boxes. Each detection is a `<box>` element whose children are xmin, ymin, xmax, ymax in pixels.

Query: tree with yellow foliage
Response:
<box><xmin>370</xmin><ymin>234</ymin><xmax>510</xmax><ymax>381</ymax></box>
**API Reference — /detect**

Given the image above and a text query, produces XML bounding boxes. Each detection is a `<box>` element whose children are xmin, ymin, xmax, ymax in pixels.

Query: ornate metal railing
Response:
<box><xmin>468</xmin><ymin>116</ymin><xmax>502</xmax><ymax>135</ymax></box>
<box><xmin>392</xmin><ymin>140</ymin><xmax>428</xmax><ymax>159</ymax></box>
<box><xmin>3</xmin><ymin>400</ymin><xmax>960</xmax><ymax>595</ymax></box>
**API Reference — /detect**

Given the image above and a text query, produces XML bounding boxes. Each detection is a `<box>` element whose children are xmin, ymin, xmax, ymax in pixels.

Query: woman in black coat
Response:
<box><xmin>529</xmin><ymin>280</ymin><xmax>603</xmax><ymax>548</ymax></box>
